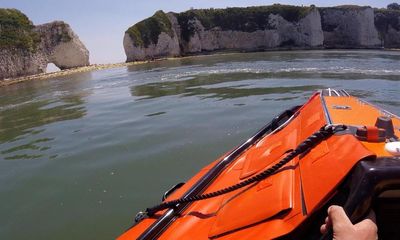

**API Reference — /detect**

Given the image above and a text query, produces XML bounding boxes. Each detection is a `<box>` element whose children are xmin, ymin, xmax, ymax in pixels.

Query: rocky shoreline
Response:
<box><xmin>2</xmin><ymin>48</ymin><xmax>400</xmax><ymax>88</ymax></box>
<box><xmin>0</xmin><ymin>61</ymin><xmax>142</xmax><ymax>87</ymax></box>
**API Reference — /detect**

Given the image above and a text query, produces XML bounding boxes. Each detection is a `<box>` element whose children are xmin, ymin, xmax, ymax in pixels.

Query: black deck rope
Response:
<box><xmin>144</xmin><ymin>124</ymin><xmax>347</xmax><ymax>218</ymax></box>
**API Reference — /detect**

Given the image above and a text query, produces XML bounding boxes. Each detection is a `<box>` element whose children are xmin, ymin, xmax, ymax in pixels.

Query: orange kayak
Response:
<box><xmin>119</xmin><ymin>89</ymin><xmax>400</xmax><ymax>240</ymax></box>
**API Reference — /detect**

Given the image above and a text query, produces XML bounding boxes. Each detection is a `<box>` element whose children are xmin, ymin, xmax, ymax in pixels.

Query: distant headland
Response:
<box><xmin>123</xmin><ymin>4</ymin><xmax>400</xmax><ymax>62</ymax></box>
<box><xmin>1</xmin><ymin>4</ymin><xmax>400</xmax><ymax>86</ymax></box>
<box><xmin>0</xmin><ymin>9</ymin><xmax>89</xmax><ymax>80</ymax></box>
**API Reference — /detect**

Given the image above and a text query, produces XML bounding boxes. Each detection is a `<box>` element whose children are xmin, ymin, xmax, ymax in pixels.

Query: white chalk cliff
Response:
<box><xmin>124</xmin><ymin>13</ymin><xmax>180</xmax><ymax>62</ymax></box>
<box><xmin>124</xmin><ymin>5</ymin><xmax>400</xmax><ymax>62</ymax></box>
<box><xmin>320</xmin><ymin>7</ymin><xmax>381</xmax><ymax>48</ymax></box>
<box><xmin>183</xmin><ymin>8</ymin><xmax>323</xmax><ymax>53</ymax></box>
<box><xmin>0</xmin><ymin>9</ymin><xmax>89</xmax><ymax>80</ymax></box>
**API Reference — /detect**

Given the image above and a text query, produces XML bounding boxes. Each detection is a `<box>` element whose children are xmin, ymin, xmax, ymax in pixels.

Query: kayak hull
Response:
<box><xmin>119</xmin><ymin>89</ymin><xmax>400</xmax><ymax>240</ymax></box>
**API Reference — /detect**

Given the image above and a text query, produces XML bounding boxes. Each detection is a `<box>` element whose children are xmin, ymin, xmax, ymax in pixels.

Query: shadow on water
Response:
<box><xmin>0</xmin><ymin>96</ymin><xmax>86</xmax><ymax>160</ymax></box>
<box><xmin>0</xmin><ymin>72</ymin><xmax>92</xmax><ymax>160</ymax></box>
<box><xmin>131</xmin><ymin>72</ymin><xmax>324</xmax><ymax>100</ymax></box>
<box><xmin>0</xmin><ymin>96</ymin><xmax>86</xmax><ymax>144</ymax></box>
<box><xmin>1</xmin><ymin>138</ymin><xmax>54</xmax><ymax>160</ymax></box>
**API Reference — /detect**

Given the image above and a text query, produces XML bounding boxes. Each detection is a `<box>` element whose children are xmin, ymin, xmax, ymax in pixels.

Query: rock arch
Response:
<box><xmin>0</xmin><ymin>11</ymin><xmax>89</xmax><ymax>80</ymax></box>
<box><xmin>35</xmin><ymin>21</ymin><xmax>90</xmax><ymax>71</ymax></box>
<box><xmin>46</xmin><ymin>63</ymin><xmax>60</xmax><ymax>73</ymax></box>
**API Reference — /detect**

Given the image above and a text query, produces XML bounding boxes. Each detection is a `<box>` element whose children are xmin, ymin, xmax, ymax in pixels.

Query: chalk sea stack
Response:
<box><xmin>0</xmin><ymin>9</ymin><xmax>89</xmax><ymax>80</ymax></box>
<box><xmin>123</xmin><ymin>4</ymin><xmax>400</xmax><ymax>62</ymax></box>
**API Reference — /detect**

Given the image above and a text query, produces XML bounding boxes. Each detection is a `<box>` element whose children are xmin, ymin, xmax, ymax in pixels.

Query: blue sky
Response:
<box><xmin>0</xmin><ymin>1</ymin><xmax>395</xmax><ymax>64</ymax></box>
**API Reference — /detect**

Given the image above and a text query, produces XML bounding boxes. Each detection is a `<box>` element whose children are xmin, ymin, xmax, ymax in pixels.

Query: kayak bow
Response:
<box><xmin>119</xmin><ymin>89</ymin><xmax>400</xmax><ymax>240</ymax></box>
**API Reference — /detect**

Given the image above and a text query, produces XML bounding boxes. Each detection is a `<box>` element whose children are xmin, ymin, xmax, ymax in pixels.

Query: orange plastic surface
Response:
<box><xmin>324</xmin><ymin>96</ymin><xmax>400</xmax><ymax>157</ymax></box>
<box><xmin>118</xmin><ymin>93</ymin><xmax>398</xmax><ymax>240</ymax></box>
<box><xmin>299</xmin><ymin>134</ymin><xmax>374</xmax><ymax>213</ymax></box>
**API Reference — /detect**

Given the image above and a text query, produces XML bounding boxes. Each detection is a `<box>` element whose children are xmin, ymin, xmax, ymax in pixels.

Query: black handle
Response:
<box><xmin>320</xmin><ymin>228</ymin><xmax>333</xmax><ymax>240</ymax></box>
<box><xmin>321</xmin><ymin>157</ymin><xmax>400</xmax><ymax>240</ymax></box>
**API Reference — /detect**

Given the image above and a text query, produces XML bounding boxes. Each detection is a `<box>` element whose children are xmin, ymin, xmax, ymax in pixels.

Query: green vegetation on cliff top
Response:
<box><xmin>126</xmin><ymin>5</ymin><xmax>312</xmax><ymax>47</ymax></box>
<box><xmin>125</xmin><ymin>4</ymin><xmax>400</xmax><ymax>48</ymax></box>
<box><xmin>51</xmin><ymin>22</ymin><xmax>73</xmax><ymax>43</ymax></box>
<box><xmin>177</xmin><ymin>4</ymin><xmax>312</xmax><ymax>42</ymax></box>
<box><xmin>126</xmin><ymin>10</ymin><xmax>173</xmax><ymax>48</ymax></box>
<box><xmin>0</xmin><ymin>8</ymin><xmax>40</xmax><ymax>52</ymax></box>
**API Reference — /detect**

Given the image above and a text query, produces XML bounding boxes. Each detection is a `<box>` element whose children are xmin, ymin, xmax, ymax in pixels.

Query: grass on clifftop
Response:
<box><xmin>126</xmin><ymin>10</ymin><xmax>173</xmax><ymax>48</ymax></box>
<box><xmin>177</xmin><ymin>4</ymin><xmax>312</xmax><ymax>42</ymax></box>
<box><xmin>0</xmin><ymin>8</ymin><xmax>40</xmax><ymax>52</ymax></box>
<box><xmin>51</xmin><ymin>22</ymin><xmax>73</xmax><ymax>43</ymax></box>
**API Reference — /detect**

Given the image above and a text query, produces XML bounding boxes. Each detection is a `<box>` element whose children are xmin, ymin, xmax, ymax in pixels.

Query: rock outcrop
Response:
<box><xmin>124</xmin><ymin>4</ymin><xmax>400</xmax><ymax>62</ymax></box>
<box><xmin>124</xmin><ymin>11</ymin><xmax>180</xmax><ymax>62</ymax></box>
<box><xmin>124</xmin><ymin>5</ymin><xmax>324</xmax><ymax>61</ymax></box>
<box><xmin>180</xmin><ymin>8</ymin><xmax>323</xmax><ymax>54</ymax></box>
<box><xmin>375</xmin><ymin>9</ymin><xmax>400</xmax><ymax>48</ymax></box>
<box><xmin>320</xmin><ymin>6</ymin><xmax>381</xmax><ymax>48</ymax></box>
<box><xmin>35</xmin><ymin>21</ymin><xmax>89</xmax><ymax>69</ymax></box>
<box><xmin>0</xmin><ymin>9</ymin><xmax>89</xmax><ymax>80</ymax></box>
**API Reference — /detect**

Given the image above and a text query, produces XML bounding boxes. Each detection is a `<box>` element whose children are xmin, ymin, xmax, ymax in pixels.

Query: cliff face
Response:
<box><xmin>124</xmin><ymin>6</ymin><xmax>324</xmax><ymax>61</ymax></box>
<box><xmin>124</xmin><ymin>5</ymin><xmax>400</xmax><ymax>62</ymax></box>
<box><xmin>35</xmin><ymin>21</ymin><xmax>89</xmax><ymax>69</ymax></box>
<box><xmin>181</xmin><ymin>8</ymin><xmax>323</xmax><ymax>53</ymax></box>
<box><xmin>320</xmin><ymin>6</ymin><xmax>381</xmax><ymax>48</ymax></box>
<box><xmin>124</xmin><ymin>11</ymin><xmax>180</xmax><ymax>62</ymax></box>
<box><xmin>375</xmin><ymin>9</ymin><xmax>400</xmax><ymax>48</ymax></box>
<box><xmin>0</xmin><ymin>9</ymin><xmax>89</xmax><ymax>80</ymax></box>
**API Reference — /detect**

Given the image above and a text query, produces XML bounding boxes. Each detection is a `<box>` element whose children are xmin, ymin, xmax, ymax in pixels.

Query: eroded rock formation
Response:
<box><xmin>123</xmin><ymin>11</ymin><xmax>180</xmax><ymax>62</ymax></box>
<box><xmin>320</xmin><ymin>6</ymin><xmax>381</xmax><ymax>48</ymax></box>
<box><xmin>375</xmin><ymin>9</ymin><xmax>400</xmax><ymax>48</ymax></box>
<box><xmin>35</xmin><ymin>21</ymin><xmax>89</xmax><ymax>69</ymax></box>
<box><xmin>0</xmin><ymin>9</ymin><xmax>89</xmax><ymax>80</ymax></box>
<box><xmin>179</xmin><ymin>8</ymin><xmax>323</xmax><ymax>54</ymax></box>
<box><xmin>124</xmin><ymin>5</ymin><xmax>400</xmax><ymax>62</ymax></box>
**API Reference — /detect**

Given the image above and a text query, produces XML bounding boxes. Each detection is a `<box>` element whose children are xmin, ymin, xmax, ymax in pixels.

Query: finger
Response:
<box><xmin>328</xmin><ymin>205</ymin><xmax>352</xmax><ymax>230</ymax></box>
<box><xmin>320</xmin><ymin>211</ymin><xmax>332</xmax><ymax>234</ymax></box>
<box><xmin>320</xmin><ymin>214</ymin><xmax>330</xmax><ymax>234</ymax></box>
<box><xmin>355</xmin><ymin>218</ymin><xmax>378</xmax><ymax>235</ymax></box>
<box><xmin>320</xmin><ymin>223</ymin><xmax>327</xmax><ymax>234</ymax></box>
<box><xmin>324</xmin><ymin>215</ymin><xmax>332</xmax><ymax>228</ymax></box>
<box><xmin>353</xmin><ymin>209</ymin><xmax>378</xmax><ymax>239</ymax></box>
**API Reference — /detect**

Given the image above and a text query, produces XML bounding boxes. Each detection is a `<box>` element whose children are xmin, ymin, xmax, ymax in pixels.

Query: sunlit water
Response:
<box><xmin>0</xmin><ymin>50</ymin><xmax>399</xmax><ymax>239</ymax></box>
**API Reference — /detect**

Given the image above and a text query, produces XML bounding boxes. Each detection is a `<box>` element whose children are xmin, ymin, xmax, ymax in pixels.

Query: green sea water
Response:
<box><xmin>0</xmin><ymin>50</ymin><xmax>399</xmax><ymax>239</ymax></box>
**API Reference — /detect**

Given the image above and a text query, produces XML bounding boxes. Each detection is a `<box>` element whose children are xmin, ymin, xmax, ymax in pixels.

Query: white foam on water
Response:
<box><xmin>157</xmin><ymin>66</ymin><xmax>400</xmax><ymax>82</ymax></box>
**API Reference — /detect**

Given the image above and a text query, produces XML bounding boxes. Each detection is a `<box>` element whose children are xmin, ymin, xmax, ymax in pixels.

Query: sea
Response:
<box><xmin>0</xmin><ymin>50</ymin><xmax>399</xmax><ymax>239</ymax></box>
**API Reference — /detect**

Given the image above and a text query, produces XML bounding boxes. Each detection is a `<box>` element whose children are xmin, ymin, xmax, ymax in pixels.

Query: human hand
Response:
<box><xmin>320</xmin><ymin>205</ymin><xmax>378</xmax><ymax>240</ymax></box>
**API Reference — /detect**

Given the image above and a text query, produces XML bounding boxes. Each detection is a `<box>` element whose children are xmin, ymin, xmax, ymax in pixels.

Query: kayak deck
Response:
<box><xmin>119</xmin><ymin>90</ymin><xmax>400</xmax><ymax>240</ymax></box>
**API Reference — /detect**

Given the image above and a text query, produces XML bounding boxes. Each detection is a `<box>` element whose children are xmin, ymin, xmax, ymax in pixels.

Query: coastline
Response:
<box><xmin>0</xmin><ymin>53</ymin><xmax>238</xmax><ymax>88</ymax></box>
<box><xmin>1</xmin><ymin>48</ymin><xmax>399</xmax><ymax>88</ymax></box>
<box><xmin>0</xmin><ymin>61</ymin><xmax>148</xmax><ymax>87</ymax></box>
